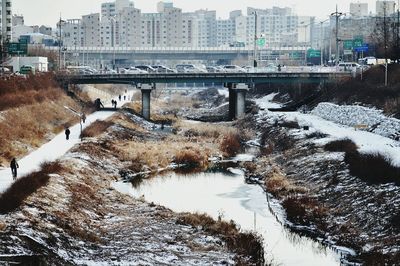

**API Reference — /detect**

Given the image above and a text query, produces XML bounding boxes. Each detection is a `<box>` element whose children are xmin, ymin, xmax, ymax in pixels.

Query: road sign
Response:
<box><xmin>307</xmin><ymin>49</ymin><xmax>321</xmax><ymax>58</ymax></box>
<box><xmin>354</xmin><ymin>44</ymin><xmax>369</xmax><ymax>52</ymax></box>
<box><xmin>257</xmin><ymin>38</ymin><xmax>266</xmax><ymax>47</ymax></box>
<box><xmin>353</xmin><ymin>37</ymin><xmax>364</xmax><ymax>48</ymax></box>
<box><xmin>344</xmin><ymin>40</ymin><xmax>353</xmax><ymax>50</ymax></box>
<box><xmin>344</xmin><ymin>50</ymin><xmax>353</xmax><ymax>55</ymax></box>
<box><xmin>7</xmin><ymin>42</ymin><xmax>28</xmax><ymax>55</ymax></box>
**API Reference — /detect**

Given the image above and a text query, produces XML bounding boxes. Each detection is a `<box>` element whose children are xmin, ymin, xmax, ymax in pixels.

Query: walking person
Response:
<box><xmin>118</xmin><ymin>95</ymin><xmax>122</xmax><ymax>101</ymax></box>
<box><xmin>10</xmin><ymin>158</ymin><xmax>19</xmax><ymax>180</ymax></box>
<box><xmin>65</xmin><ymin>127</ymin><xmax>71</xmax><ymax>140</ymax></box>
<box><xmin>81</xmin><ymin>112</ymin><xmax>86</xmax><ymax>124</ymax></box>
<box><xmin>113</xmin><ymin>100</ymin><xmax>117</xmax><ymax>109</ymax></box>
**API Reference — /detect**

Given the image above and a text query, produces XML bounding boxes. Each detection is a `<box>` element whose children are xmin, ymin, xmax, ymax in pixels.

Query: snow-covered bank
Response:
<box><xmin>312</xmin><ymin>103</ymin><xmax>400</xmax><ymax>140</ymax></box>
<box><xmin>0</xmin><ymin>91</ymin><xmax>133</xmax><ymax>193</ymax></box>
<box><xmin>250</xmin><ymin>94</ymin><xmax>400</xmax><ymax>263</ymax></box>
<box><xmin>255</xmin><ymin>96</ymin><xmax>400</xmax><ymax>166</ymax></box>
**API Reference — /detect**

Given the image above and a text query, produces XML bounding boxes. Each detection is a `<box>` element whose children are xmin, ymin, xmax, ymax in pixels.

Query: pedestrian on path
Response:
<box><xmin>81</xmin><ymin>112</ymin><xmax>86</xmax><ymax>124</ymax></box>
<box><xmin>119</xmin><ymin>95</ymin><xmax>122</xmax><ymax>101</ymax></box>
<box><xmin>10</xmin><ymin>158</ymin><xmax>19</xmax><ymax>180</ymax></box>
<box><xmin>112</xmin><ymin>100</ymin><xmax>117</xmax><ymax>109</ymax></box>
<box><xmin>65</xmin><ymin>127</ymin><xmax>71</xmax><ymax>140</ymax></box>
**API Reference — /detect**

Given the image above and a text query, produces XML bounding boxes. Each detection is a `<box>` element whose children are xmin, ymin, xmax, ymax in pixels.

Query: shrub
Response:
<box><xmin>344</xmin><ymin>151</ymin><xmax>400</xmax><ymax>185</ymax></box>
<box><xmin>324</xmin><ymin>138</ymin><xmax>358</xmax><ymax>153</ymax></box>
<box><xmin>178</xmin><ymin>213</ymin><xmax>264</xmax><ymax>265</ymax></box>
<box><xmin>282</xmin><ymin>196</ymin><xmax>327</xmax><ymax>226</ymax></box>
<box><xmin>220</xmin><ymin>132</ymin><xmax>241</xmax><ymax>157</ymax></box>
<box><xmin>0</xmin><ymin>161</ymin><xmax>63</xmax><ymax>214</ymax></box>
<box><xmin>279</xmin><ymin>120</ymin><xmax>300</xmax><ymax>129</ymax></box>
<box><xmin>80</xmin><ymin>120</ymin><xmax>114</xmax><ymax>138</ymax></box>
<box><xmin>174</xmin><ymin>148</ymin><xmax>207</xmax><ymax>168</ymax></box>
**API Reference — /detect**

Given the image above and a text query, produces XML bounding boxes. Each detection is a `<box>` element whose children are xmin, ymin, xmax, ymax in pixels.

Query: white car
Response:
<box><xmin>122</xmin><ymin>67</ymin><xmax>148</xmax><ymax>74</ymax></box>
<box><xmin>222</xmin><ymin>65</ymin><xmax>246</xmax><ymax>73</ymax></box>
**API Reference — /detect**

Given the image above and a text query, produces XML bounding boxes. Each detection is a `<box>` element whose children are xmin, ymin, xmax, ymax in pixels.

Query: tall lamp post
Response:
<box><xmin>253</xmin><ymin>11</ymin><xmax>258</xmax><ymax>67</ymax></box>
<box><xmin>331</xmin><ymin>6</ymin><xmax>344</xmax><ymax>66</ymax></box>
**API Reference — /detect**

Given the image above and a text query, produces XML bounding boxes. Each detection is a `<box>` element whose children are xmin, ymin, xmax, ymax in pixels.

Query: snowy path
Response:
<box><xmin>256</xmin><ymin>95</ymin><xmax>400</xmax><ymax>165</ymax></box>
<box><xmin>0</xmin><ymin>90</ymin><xmax>133</xmax><ymax>193</ymax></box>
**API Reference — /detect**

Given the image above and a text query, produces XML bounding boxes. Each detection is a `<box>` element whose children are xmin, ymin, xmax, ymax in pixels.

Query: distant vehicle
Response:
<box><xmin>122</xmin><ymin>67</ymin><xmax>148</xmax><ymax>74</ymax></box>
<box><xmin>19</xmin><ymin>65</ymin><xmax>35</xmax><ymax>75</ymax></box>
<box><xmin>67</xmin><ymin>66</ymin><xmax>98</xmax><ymax>75</ymax></box>
<box><xmin>0</xmin><ymin>67</ymin><xmax>11</xmax><ymax>74</ymax></box>
<box><xmin>135</xmin><ymin>65</ymin><xmax>156</xmax><ymax>73</ymax></box>
<box><xmin>176</xmin><ymin>64</ymin><xmax>207</xmax><ymax>73</ymax></box>
<box><xmin>152</xmin><ymin>65</ymin><xmax>176</xmax><ymax>73</ymax></box>
<box><xmin>104</xmin><ymin>69</ymin><xmax>117</xmax><ymax>74</ymax></box>
<box><xmin>206</xmin><ymin>66</ymin><xmax>219</xmax><ymax>73</ymax></box>
<box><xmin>338</xmin><ymin>62</ymin><xmax>363</xmax><ymax>72</ymax></box>
<box><xmin>222</xmin><ymin>65</ymin><xmax>246</xmax><ymax>73</ymax></box>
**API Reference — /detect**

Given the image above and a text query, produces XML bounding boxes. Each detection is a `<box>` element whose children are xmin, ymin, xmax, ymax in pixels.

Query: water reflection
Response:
<box><xmin>114</xmin><ymin>170</ymin><xmax>347</xmax><ymax>266</ymax></box>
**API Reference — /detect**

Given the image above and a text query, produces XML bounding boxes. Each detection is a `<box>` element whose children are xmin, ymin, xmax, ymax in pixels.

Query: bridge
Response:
<box><xmin>58</xmin><ymin>72</ymin><xmax>352</xmax><ymax>120</ymax></box>
<box><xmin>44</xmin><ymin>46</ymin><xmax>312</xmax><ymax>66</ymax></box>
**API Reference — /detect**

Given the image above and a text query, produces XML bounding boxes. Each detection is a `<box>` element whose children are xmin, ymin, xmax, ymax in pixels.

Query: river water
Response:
<box><xmin>114</xmin><ymin>169</ymin><xmax>352</xmax><ymax>265</ymax></box>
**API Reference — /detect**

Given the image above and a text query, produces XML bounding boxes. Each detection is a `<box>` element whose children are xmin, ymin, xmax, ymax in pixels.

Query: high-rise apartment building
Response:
<box><xmin>0</xmin><ymin>0</ymin><xmax>12</xmax><ymax>43</ymax></box>
<box><xmin>376</xmin><ymin>1</ymin><xmax>396</xmax><ymax>16</ymax></box>
<box><xmin>82</xmin><ymin>14</ymin><xmax>101</xmax><ymax>47</ymax></box>
<box><xmin>350</xmin><ymin>2</ymin><xmax>369</xmax><ymax>17</ymax></box>
<box><xmin>101</xmin><ymin>0</ymin><xmax>134</xmax><ymax>18</ymax></box>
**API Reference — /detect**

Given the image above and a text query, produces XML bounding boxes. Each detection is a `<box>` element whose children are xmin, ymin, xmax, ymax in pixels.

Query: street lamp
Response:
<box><xmin>331</xmin><ymin>5</ymin><xmax>344</xmax><ymax>66</ymax></box>
<box><xmin>253</xmin><ymin>11</ymin><xmax>258</xmax><ymax>67</ymax></box>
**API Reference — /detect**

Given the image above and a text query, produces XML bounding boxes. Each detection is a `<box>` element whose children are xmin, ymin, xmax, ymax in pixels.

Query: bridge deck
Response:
<box><xmin>58</xmin><ymin>72</ymin><xmax>351</xmax><ymax>85</ymax></box>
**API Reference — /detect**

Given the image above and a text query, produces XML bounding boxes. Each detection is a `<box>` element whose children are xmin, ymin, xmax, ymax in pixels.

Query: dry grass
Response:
<box><xmin>264</xmin><ymin>167</ymin><xmax>308</xmax><ymax>197</ymax></box>
<box><xmin>324</xmin><ymin>138</ymin><xmax>358</xmax><ymax>153</ymax></box>
<box><xmin>178</xmin><ymin>213</ymin><xmax>264</xmax><ymax>265</ymax></box>
<box><xmin>0</xmin><ymin>96</ymin><xmax>81</xmax><ymax>166</ymax></box>
<box><xmin>113</xmin><ymin>140</ymin><xmax>215</xmax><ymax>172</ymax></box>
<box><xmin>174</xmin><ymin>121</ymin><xmax>236</xmax><ymax>140</ymax></box>
<box><xmin>80</xmin><ymin>120</ymin><xmax>114</xmax><ymax>138</ymax></box>
<box><xmin>174</xmin><ymin>148</ymin><xmax>208</xmax><ymax>168</ymax></box>
<box><xmin>344</xmin><ymin>151</ymin><xmax>400</xmax><ymax>185</ymax></box>
<box><xmin>282</xmin><ymin>196</ymin><xmax>328</xmax><ymax>226</ymax></box>
<box><xmin>0</xmin><ymin>161</ymin><xmax>64</xmax><ymax>214</ymax></box>
<box><xmin>219</xmin><ymin>132</ymin><xmax>241</xmax><ymax>157</ymax></box>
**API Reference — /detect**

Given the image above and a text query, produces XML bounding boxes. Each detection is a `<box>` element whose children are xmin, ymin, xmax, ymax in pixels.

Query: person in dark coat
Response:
<box><xmin>113</xmin><ymin>100</ymin><xmax>117</xmax><ymax>109</ymax></box>
<box><xmin>65</xmin><ymin>128</ymin><xmax>71</xmax><ymax>140</ymax></box>
<box><xmin>81</xmin><ymin>112</ymin><xmax>86</xmax><ymax>123</ymax></box>
<box><xmin>94</xmin><ymin>98</ymin><xmax>104</xmax><ymax>110</ymax></box>
<box><xmin>10</xmin><ymin>158</ymin><xmax>19</xmax><ymax>180</ymax></box>
<box><xmin>118</xmin><ymin>95</ymin><xmax>122</xmax><ymax>101</ymax></box>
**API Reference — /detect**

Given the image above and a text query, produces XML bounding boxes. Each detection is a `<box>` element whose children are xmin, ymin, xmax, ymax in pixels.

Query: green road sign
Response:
<box><xmin>353</xmin><ymin>37</ymin><xmax>363</xmax><ymax>48</ymax></box>
<box><xmin>7</xmin><ymin>41</ymin><xmax>28</xmax><ymax>55</ymax></box>
<box><xmin>344</xmin><ymin>40</ymin><xmax>353</xmax><ymax>50</ymax></box>
<box><xmin>257</xmin><ymin>38</ymin><xmax>265</xmax><ymax>47</ymax></box>
<box><xmin>307</xmin><ymin>49</ymin><xmax>321</xmax><ymax>58</ymax></box>
<box><xmin>290</xmin><ymin>51</ymin><xmax>302</xmax><ymax>59</ymax></box>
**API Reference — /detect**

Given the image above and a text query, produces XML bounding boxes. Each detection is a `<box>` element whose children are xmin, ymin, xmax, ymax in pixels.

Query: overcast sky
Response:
<box><xmin>14</xmin><ymin>0</ymin><xmax>382</xmax><ymax>27</ymax></box>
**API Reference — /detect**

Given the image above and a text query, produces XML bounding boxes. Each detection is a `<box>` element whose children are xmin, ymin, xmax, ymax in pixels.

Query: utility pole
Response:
<box><xmin>331</xmin><ymin>5</ymin><xmax>344</xmax><ymax>66</ymax></box>
<box><xmin>253</xmin><ymin>11</ymin><xmax>258</xmax><ymax>67</ymax></box>
<box><xmin>58</xmin><ymin>15</ymin><xmax>62</xmax><ymax>71</ymax></box>
<box><xmin>320</xmin><ymin>21</ymin><xmax>324</xmax><ymax>65</ymax></box>
<box><xmin>384</xmin><ymin>2</ymin><xmax>388</xmax><ymax>86</ymax></box>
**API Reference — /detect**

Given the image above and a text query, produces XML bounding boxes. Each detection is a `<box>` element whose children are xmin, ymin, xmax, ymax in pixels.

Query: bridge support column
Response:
<box><xmin>234</xmin><ymin>83</ymin><xmax>249</xmax><ymax>119</ymax></box>
<box><xmin>139</xmin><ymin>84</ymin><xmax>154</xmax><ymax>120</ymax></box>
<box><xmin>226</xmin><ymin>83</ymin><xmax>237</xmax><ymax>120</ymax></box>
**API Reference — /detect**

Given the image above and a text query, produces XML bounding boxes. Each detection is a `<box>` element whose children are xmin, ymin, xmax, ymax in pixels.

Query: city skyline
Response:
<box><xmin>14</xmin><ymin>0</ymin><xmax>387</xmax><ymax>27</ymax></box>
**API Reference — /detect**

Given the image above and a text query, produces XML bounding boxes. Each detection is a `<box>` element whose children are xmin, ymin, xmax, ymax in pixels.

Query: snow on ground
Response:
<box><xmin>256</xmin><ymin>94</ymin><xmax>400</xmax><ymax>166</ymax></box>
<box><xmin>217</xmin><ymin>89</ymin><xmax>229</xmax><ymax>98</ymax></box>
<box><xmin>0</xmin><ymin>90</ymin><xmax>134</xmax><ymax>193</ymax></box>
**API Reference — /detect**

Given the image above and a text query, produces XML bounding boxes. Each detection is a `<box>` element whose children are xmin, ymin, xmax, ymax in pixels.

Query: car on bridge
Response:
<box><xmin>135</xmin><ymin>65</ymin><xmax>157</xmax><ymax>73</ymax></box>
<box><xmin>152</xmin><ymin>65</ymin><xmax>176</xmax><ymax>73</ymax></box>
<box><xmin>222</xmin><ymin>65</ymin><xmax>246</xmax><ymax>73</ymax></box>
<box><xmin>176</xmin><ymin>64</ymin><xmax>207</xmax><ymax>73</ymax></box>
<box><xmin>121</xmin><ymin>67</ymin><xmax>148</xmax><ymax>74</ymax></box>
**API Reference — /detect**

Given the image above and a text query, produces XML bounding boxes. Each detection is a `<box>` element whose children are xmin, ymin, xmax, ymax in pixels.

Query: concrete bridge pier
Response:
<box><xmin>225</xmin><ymin>83</ymin><xmax>249</xmax><ymax>120</ymax></box>
<box><xmin>226</xmin><ymin>83</ymin><xmax>237</xmax><ymax>120</ymax></box>
<box><xmin>234</xmin><ymin>83</ymin><xmax>249</xmax><ymax>119</ymax></box>
<box><xmin>139</xmin><ymin>84</ymin><xmax>154</xmax><ymax>120</ymax></box>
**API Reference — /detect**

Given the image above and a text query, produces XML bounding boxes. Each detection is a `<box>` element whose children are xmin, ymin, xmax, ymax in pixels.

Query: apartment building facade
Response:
<box><xmin>0</xmin><ymin>0</ymin><xmax>12</xmax><ymax>43</ymax></box>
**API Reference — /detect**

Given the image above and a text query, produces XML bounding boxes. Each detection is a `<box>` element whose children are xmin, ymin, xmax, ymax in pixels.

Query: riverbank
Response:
<box><xmin>239</xmin><ymin>95</ymin><xmax>400</xmax><ymax>264</ymax></box>
<box><xmin>0</xmin><ymin>105</ymin><xmax>264</xmax><ymax>264</ymax></box>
